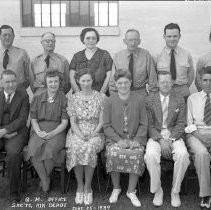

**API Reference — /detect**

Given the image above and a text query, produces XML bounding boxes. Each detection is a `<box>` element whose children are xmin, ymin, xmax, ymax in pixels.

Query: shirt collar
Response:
<box><xmin>4</xmin><ymin>90</ymin><xmax>15</xmax><ymax>99</ymax></box>
<box><xmin>126</xmin><ymin>48</ymin><xmax>139</xmax><ymax>58</ymax></box>
<box><xmin>159</xmin><ymin>92</ymin><xmax>170</xmax><ymax>101</ymax></box>
<box><xmin>201</xmin><ymin>90</ymin><xmax>211</xmax><ymax>99</ymax></box>
<box><xmin>0</xmin><ymin>46</ymin><xmax>13</xmax><ymax>54</ymax></box>
<box><xmin>164</xmin><ymin>46</ymin><xmax>179</xmax><ymax>55</ymax></box>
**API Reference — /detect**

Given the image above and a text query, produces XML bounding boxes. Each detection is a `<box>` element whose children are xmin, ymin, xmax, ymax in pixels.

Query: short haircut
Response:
<box><xmin>114</xmin><ymin>69</ymin><xmax>132</xmax><ymax>81</ymax></box>
<box><xmin>1</xmin><ymin>69</ymin><xmax>16</xmax><ymax>79</ymax></box>
<box><xmin>41</xmin><ymin>32</ymin><xmax>55</xmax><ymax>40</ymax></box>
<box><xmin>0</xmin><ymin>25</ymin><xmax>14</xmax><ymax>35</ymax></box>
<box><xmin>199</xmin><ymin>66</ymin><xmax>211</xmax><ymax>77</ymax></box>
<box><xmin>125</xmin><ymin>29</ymin><xmax>140</xmax><ymax>38</ymax></box>
<box><xmin>164</xmin><ymin>23</ymin><xmax>181</xmax><ymax>34</ymax></box>
<box><xmin>74</xmin><ymin>68</ymin><xmax>95</xmax><ymax>81</ymax></box>
<box><xmin>80</xmin><ymin>27</ymin><xmax>100</xmax><ymax>44</ymax></box>
<box><xmin>157</xmin><ymin>71</ymin><xmax>172</xmax><ymax>81</ymax></box>
<box><xmin>44</xmin><ymin>69</ymin><xmax>63</xmax><ymax>86</ymax></box>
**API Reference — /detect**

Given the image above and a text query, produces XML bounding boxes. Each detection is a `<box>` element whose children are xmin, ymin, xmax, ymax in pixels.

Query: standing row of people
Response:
<box><xmin>0</xmin><ymin>22</ymin><xmax>210</xmax><ymax>209</ymax></box>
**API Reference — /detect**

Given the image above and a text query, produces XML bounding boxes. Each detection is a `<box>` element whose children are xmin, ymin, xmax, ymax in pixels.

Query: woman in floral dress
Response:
<box><xmin>66</xmin><ymin>68</ymin><xmax>105</xmax><ymax>205</ymax></box>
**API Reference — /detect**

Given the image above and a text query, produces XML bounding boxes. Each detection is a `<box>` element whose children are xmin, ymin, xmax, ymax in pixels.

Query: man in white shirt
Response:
<box><xmin>145</xmin><ymin>71</ymin><xmax>189</xmax><ymax>208</ymax></box>
<box><xmin>186</xmin><ymin>66</ymin><xmax>211</xmax><ymax>209</ymax></box>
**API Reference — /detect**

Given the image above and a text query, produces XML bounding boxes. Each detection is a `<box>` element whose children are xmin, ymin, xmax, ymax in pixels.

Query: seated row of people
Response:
<box><xmin>0</xmin><ymin>67</ymin><xmax>211</xmax><ymax>209</ymax></box>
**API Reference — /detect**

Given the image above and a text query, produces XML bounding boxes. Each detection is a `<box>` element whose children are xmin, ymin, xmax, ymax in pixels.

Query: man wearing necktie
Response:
<box><xmin>0</xmin><ymin>25</ymin><xmax>31</xmax><ymax>90</ymax></box>
<box><xmin>145</xmin><ymin>71</ymin><xmax>189</xmax><ymax>208</ymax></box>
<box><xmin>29</xmin><ymin>32</ymin><xmax>70</xmax><ymax>95</ymax></box>
<box><xmin>109</xmin><ymin>29</ymin><xmax>158</xmax><ymax>97</ymax></box>
<box><xmin>155</xmin><ymin>23</ymin><xmax>194</xmax><ymax>103</ymax></box>
<box><xmin>0</xmin><ymin>70</ymin><xmax>29</xmax><ymax>203</ymax></box>
<box><xmin>185</xmin><ymin>66</ymin><xmax>211</xmax><ymax>208</ymax></box>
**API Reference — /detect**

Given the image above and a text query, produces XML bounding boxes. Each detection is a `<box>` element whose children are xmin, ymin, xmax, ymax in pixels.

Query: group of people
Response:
<box><xmin>0</xmin><ymin>22</ymin><xmax>211</xmax><ymax>209</ymax></box>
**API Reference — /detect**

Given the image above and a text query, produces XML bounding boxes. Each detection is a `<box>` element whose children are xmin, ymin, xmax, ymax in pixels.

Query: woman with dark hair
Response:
<box><xmin>66</xmin><ymin>68</ymin><xmax>105</xmax><ymax>205</ymax></box>
<box><xmin>103</xmin><ymin>69</ymin><xmax>148</xmax><ymax>207</ymax></box>
<box><xmin>69</xmin><ymin>27</ymin><xmax>113</xmax><ymax>95</ymax></box>
<box><xmin>27</xmin><ymin>70</ymin><xmax>68</xmax><ymax>193</ymax></box>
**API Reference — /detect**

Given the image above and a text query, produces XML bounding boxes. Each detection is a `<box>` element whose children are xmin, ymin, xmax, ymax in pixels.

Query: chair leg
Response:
<box><xmin>96</xmin><ymin>162</ymin><xmax>102</xmax><ymax>194</ymax></box>
<box><xmin>22</xmin><ymin>161</ymin><xmax>27</xmax><ymax>192</ymax></box>
<box><xmin>66</xmin><ymin>172</ymin><xmax>71</xmax><ymax>193</ymax></box>
<box><xmin>105</xmin><ymin>174</ymin><xmax>111</xmax><ymax>196</ymax></box>
<box><xmin>61</xmin><ymin>162</ymin><xmax>65</xmax><ymax>194</ymax></box>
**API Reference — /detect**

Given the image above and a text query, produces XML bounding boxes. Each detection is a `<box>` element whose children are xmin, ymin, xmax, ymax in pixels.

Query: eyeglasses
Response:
<box><xmin>42</xmin><ymin>39</ymin><xmax>56</xmax><ymax>43</ymax></box>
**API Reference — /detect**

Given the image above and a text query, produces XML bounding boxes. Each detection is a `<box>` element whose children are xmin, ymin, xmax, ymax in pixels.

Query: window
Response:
<box><xmin>21</xmin><ymin>0</ymin><xmax>118</xmax><ymax>27</ymax></box>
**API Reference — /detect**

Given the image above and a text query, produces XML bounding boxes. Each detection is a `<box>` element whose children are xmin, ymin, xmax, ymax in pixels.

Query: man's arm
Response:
<box><xmin>145</xmin><ymin>98</ymin><xmax>163</xmax><ymax>141</ymax></box>
<box><xmin>169</xmin><ymin>97</ymin><xmax>186</xmax><ymax>139</ymax></box>
<box><xmin>147</xmin><ymin>53</ymin><xmax>158</xmax><ymax>93</ymax></box>
<box><xmin>187</xmin><ymin>54</ymin><xmax>195</xmax><ymax>87</ymax></box>
<box><xmin>195</xmin><ymin>58</ymin><xmax>203</xmax><ymax>92</ymax></box>
<box><xmin>4</xmin><ymin>95</ymin><xmax>30</xmax><ymax>133</ymax></box>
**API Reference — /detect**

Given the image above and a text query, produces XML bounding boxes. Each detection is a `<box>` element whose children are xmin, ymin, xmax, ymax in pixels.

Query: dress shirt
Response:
<box><xmin>30</xmin><ymin>52</ymin><xmax>70</xmax><ymax>94</ymax></box>
<box><xmin>156</xmin><ymin>46</ymin><xmax>194</xmax><ymax>87</ymax></box>
<box><xmin>195</xmin><ymin>52</ymin><xmax>211</xmax><ymax>91</ymax></box>
<box><xmin>4</xmin><ymin>91</ymin><xmax>15</xmax><ymax>103</ymax></box>
<box><xmin>185</xmin><ymin>90</ymin><xmax>211</xmax><ymax>133</ymax></box>
<box><xmin>109</xmin><ymin>48</ymin><xmax>157</xmax><ymax>93</ymax></box>
<box><xmin>0</xmin><ymin>46</ymin><xmax>30</xmax><ymax>89</ymax></box>
<box><xmin>160</xmin><ymin>93</ymin><xmax>169</xmax><ymax>128</ymax></box>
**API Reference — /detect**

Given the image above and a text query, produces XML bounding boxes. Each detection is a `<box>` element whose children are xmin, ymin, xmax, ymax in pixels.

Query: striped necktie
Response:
<box><xmin>162</xmin><ymin>96</ymin><xmax>168</xmax><ymax>128</ymax></box>
<box><xmin>204</xmin><ymin>94</ymin><xmax>211</xmax><ymax>126</ymax></box>
<box><xmin>6</xmin><ymin>93</ymin><xmax>11</xmax><ymax>104</ymax></box>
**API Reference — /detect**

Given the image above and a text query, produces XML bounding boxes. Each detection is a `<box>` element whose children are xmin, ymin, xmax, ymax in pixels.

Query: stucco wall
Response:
<box><xmin>0</xmin><ymin>0</ymin><xmax>210</xmax><ymax>94</ymax></box>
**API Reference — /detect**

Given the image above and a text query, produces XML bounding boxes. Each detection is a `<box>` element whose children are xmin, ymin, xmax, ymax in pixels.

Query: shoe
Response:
<box><xmin>10</xmin><ymin>193</ymin><xmax>21</xmax><ymax>203</ymax></box>
<box><xmin>126</xmin><ymin>190</ymin><xmax>141</xmax><ymax>207</ymax></box>
<box><xmin>109</xmin><ymin>188</ymin><xmax>121</xmax><ymax>203</ymax></box>
<box><xmin>153</xmin><ymin>187</ymin><xmax>163</xmax><ymax>206</ymax></box>
<box><xmin>75</xmin><ymin>192</ymin><xmax>83</xmax><ymax>205</ymax></box>
<box><xmin>200</xmin><ymin>196</ymin><xmax>211</xmax><ymax>208</ymax></box>
<box><xmin>84</xmin><ymin>190</ymin><xmax>93</xmax><ymax>205</ymax></box>
<box><xmin>171</xmin><ymin>191</ymin><xmax>181</xmax><ymax>207</ymax></box>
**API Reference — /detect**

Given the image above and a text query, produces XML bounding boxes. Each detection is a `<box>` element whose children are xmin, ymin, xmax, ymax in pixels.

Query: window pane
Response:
<box><xmin>42</xmin><ymin>3</ymin><xmax>50</xmax><ymax>27</ymax></box>
<box><xmin>22</xmin><ymin>0</ymin><xmax>33</xmax><ymax>27</ymax></box>
<box><xmin>109</xmin><ymin>2</ymin><xmax>118</xmax><ymax>26</ymax></box>
<box><xmin>80</xmin><ymin>1</ymin><xmax>89</xmax><ymax>26</ymax></box>
<box><xmin>61</xmin><ymin>3</ymin><xmax>66</xmax><ymax>26</ymax></box>
<box><xmin>51</xmin><ymin>3</ymin><xmax>60</xmax><ymax>26</ymax></box>
<box><xmin>34</xmin><ymin>2</ymin><xmax>41</xmax><ymax>26</ymax></box>
<box><xmin>69</xmin><ymin>1</ymin><xmax>80</xmax><ymax>26</ymax></box>
<box><xmin>94</xmin><ymin>2</ymin><xmax>99</xmax><ymax>26</ymax></box>
<box><xmin>99</xmin><ymin>2</ymin><xmax>108</xmax><ymax>26</ymax></box>
<box><xmin>89</xmin><ymin>1</ymin><xmax>96</xmax><ymax>26</ymax></box>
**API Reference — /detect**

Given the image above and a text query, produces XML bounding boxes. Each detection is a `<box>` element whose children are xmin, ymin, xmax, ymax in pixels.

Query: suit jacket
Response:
<box><xmin>145</xmin><ymin>91</ymin><xmax>185</xmax><ymax>141</ymax></box>
<box><xmin>0</xmin><ymin>88</ymin><xmax>29</xmax><ymax>134</ymax></box>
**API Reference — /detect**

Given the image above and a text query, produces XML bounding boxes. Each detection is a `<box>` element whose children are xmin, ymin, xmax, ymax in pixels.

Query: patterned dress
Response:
<box><xmin>70</xmin><ymin>48</ymin><xmax>113</xmax><ymax>91</ymax></box>
<box><xmin>66</xmin><ymin>91</ymin><xmax>105</xmax><ymax>171</ymax></box>
<box><xmin>103</xmin><ymin>93</ymin><xmax>148</xmax><ymax>175</ymax></box>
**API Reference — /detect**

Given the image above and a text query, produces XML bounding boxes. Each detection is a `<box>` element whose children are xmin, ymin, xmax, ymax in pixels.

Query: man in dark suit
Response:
<box><xmin>0</xmin><ymin>69</ymin><xmax>29</xmax><ymax>202</ymax></box>
<box><xmin>144</xmin><ymin>71</ymin><xmax>190</xmax><ymax>208</ymax></box>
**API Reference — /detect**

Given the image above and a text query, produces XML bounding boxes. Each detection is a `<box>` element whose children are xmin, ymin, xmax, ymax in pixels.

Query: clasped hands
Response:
<box><xmin>79</xmin><ymin>131</ymin><xmax>99</xmax><ymax>142</ymax></box>
<box><xmin>117</xmin><ymin>139</ymin><xmax>141</xmax><ymax>150</ymax></box>
<box><xmin>37</xmin><ymin>130</ymin><xmax>55</xmax><ymax>140</ymax></box>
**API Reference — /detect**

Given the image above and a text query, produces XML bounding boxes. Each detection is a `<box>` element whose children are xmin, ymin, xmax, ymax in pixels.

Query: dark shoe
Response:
<box><xmin>10</xmin><ymin>193</ymin><xmax>21</xmax><ymax>203</ymax></box>
<box><xmin>200</xmin><ymin>196</ymin><xmax>211</xmax><ymax>208</ymax></box>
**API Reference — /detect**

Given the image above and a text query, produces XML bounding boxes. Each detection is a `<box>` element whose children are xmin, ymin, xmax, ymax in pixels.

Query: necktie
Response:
<box><xmin>3</xmin><ymin>49</ymin><xmax>9</xmax><ymax>70</ymax></box>
<box><xmin>45</xmin><ymin>55</ymin><xmax>50</xmax><ymax>68</ymax></box>
<box><xmin>6</xmin><ymin>93</ymin><xmax>11</xmax><ymax>104</ymax></box>
<box><xmin>128</xmin><ymin>53</ymin><xmax>134</xmax><ymax>87</ymax></box>
<box><xmin>170</xmin><ymin>49</ymin><xmax>176</xmax><ymax>80</ymax></box>
<box><xmin>204</xmin><ymin>94</ymin><xmax>211</xmax><ymax>125</ymax></box>
<box><xmin>162</xmin><ymin>96</ymin><xmax>168</xmax><ymax>128</ymax></box>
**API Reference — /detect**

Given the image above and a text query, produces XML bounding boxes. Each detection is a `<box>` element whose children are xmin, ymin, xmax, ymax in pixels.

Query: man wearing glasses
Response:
<box><xmin>29</xmin><ymin>32</ymin><xmax>70</xmax><ymax>95</ymax></box>
<box><xmin>109</xmin><ymin>29</ymin><xmax>158</xmax><ymax>97</ymax></box>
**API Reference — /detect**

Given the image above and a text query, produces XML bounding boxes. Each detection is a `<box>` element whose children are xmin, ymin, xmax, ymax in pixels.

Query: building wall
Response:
<box><xmin>0</xmin><ymin>0</ymin><xmax>210</xmax><ymax>93</ymax></box>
